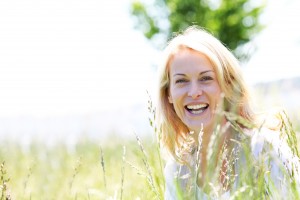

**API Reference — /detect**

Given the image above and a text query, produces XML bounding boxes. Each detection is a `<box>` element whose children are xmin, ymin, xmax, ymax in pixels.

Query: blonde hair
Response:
<box><xmin>156</xmin><ymin>26</ymin><xmax>255</xmax><ymax>159</ymax></box>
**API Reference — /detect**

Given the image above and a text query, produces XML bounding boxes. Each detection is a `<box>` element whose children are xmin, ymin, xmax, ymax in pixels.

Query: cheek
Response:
<box><xmin>169</xmin><ymin>94</ymin><xmax>179</xmax><ymax>111</ymax></box>
<box><xmin>169</xmin><ymin>90</ymin><xmax>184</xmax><ymax>114</ymax></box>
<box><xmin>213</xmin><ymin>91</ymin><xmax>224</xmax><ymax>111</ymax></box>
<box><xmin>168</xmin><ymin>96</ymin><xmax>173</xmax><ymax>104</ymax></box>
<box><xmin>169</xmin><ymin>88</ymin><xmax>183</xmax><ymax>106</ymax></box>
<box><xmin>168</xmin><ymin>86</ymin><xmax>177</xmax><ymax>103</ymax></box>
<box><xmin>208</xmin><ymin>87</ymin><xmax>223</xmax><ymax>108</ymax></box>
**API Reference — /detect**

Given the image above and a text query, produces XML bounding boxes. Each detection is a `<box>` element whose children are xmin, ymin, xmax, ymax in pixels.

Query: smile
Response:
<box><xmin>185</xmin><ymin>103</ymin><xmax>209</xmax><ymax>115</ymax></box>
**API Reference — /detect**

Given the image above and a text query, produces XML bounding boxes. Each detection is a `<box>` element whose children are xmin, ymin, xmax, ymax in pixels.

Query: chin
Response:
<box><xmin>186</xmin><ymin>123</ymin><xmax>204</xmax><ymax>134</ymax></box>
<box><xmin>186</xmin><ymin>120</ymin><xmax>214</xmax><ymax>134</ymax></box>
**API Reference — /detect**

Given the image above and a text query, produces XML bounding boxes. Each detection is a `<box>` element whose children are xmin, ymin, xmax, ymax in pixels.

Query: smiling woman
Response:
<box><xmin>168</xmin><ymin>49</ymin><xmax>222</xmax><ymax>137</ymax></box>
<box><xmin>156</xmin><ymin>26</ymin><xmax>300</xmax><ymax>199</ymax></box>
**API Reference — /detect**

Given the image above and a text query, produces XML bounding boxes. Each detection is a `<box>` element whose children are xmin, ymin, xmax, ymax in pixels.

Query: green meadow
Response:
<box><xmin>0</xmin><ymin>91</ymin><xmax>299</xmax><ymax>199</ymax></box>
<box><xmin>1</xmin><ymin>116</ymin><xmax>299</xmax><ymax>200</ymax></box>
<box><xmin>0</xmin><ymin>134</ymin><xmax>165</xmax><ymax>200</ymax></box>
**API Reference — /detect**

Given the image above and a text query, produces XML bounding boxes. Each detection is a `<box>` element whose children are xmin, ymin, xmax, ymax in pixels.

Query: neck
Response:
<box><xmin>194</xmin><ymin>122</ymin><xmax>234</xmax><ymax>188</ymax></box>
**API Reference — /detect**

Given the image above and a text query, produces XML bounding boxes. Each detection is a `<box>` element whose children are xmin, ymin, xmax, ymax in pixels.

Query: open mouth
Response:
<box><xmin>185</xmin><ymin>104</ymin><xmax>209</xmax><ymax>115</ymax></box>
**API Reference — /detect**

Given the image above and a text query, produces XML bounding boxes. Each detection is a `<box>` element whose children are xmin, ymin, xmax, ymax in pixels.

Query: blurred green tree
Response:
<box><xmin>130</xmin><ymin>0</ymin><xmax>265</xmax><ymax>61</ymax></box>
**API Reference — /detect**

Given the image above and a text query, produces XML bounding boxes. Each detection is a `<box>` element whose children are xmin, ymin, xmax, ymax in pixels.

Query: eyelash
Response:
<box><xmin>200</xmin><ymin>76</ymin><xmax>213</xmax><ymax>81</ymax></box>
<box><xmin>175</xmin><ymin>76</ymin><xmax>213</xmax><ymax>84</ymax></box>
<box><xmin>175</xmin><ymin>79</ymin><xmax>187</xmax><ymax>84</ymax></box>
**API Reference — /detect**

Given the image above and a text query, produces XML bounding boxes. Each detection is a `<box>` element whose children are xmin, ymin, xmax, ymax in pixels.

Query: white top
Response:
<box><xmin>164</xmin><ymin>128</ymin><xmax>300</xmax><ymax>199</ymax></box>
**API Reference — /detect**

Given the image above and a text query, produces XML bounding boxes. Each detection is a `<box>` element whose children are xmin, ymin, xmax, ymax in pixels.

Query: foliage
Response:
<box><xmin>130</xmin><ymin>0</ymin><xmax>265</xmax><ymax>60</ymax></box>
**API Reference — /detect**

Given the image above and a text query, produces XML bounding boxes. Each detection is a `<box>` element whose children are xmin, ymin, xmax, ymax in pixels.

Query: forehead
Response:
<box><xmin>168</xmin><ymin>48</ymin><xmax>215</xmax><ymax>74</ymax></box>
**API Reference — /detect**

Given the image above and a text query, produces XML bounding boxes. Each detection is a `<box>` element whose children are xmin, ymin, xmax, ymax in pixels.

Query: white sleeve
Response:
<box><xmin>164</xmin><ymin>159</ymin><xmax>179</xmax><ymax>200</ymax></box>
<box><xmin>251</xmin><ymin>128</ymin><xmax>300</xmax><ymax>189</ymax></box>
<box><xmin>164</xmin><ymin>157</ymin><xmax>199</xmax><ymax>199</ymax></box>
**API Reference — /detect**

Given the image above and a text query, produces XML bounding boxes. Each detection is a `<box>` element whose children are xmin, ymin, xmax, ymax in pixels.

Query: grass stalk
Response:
<box><xmin>120</xmin><ymin>146</ymin><xmax>126</xmax><ymax>200</ymax></box>
<box><xmin>100</xmin><ymin>147</ymin><xmax>107</xmax><ymax>189</ymax></box>
<box><xmin>0</xmin><ymin>162</ymin><xmax>11</xmax><ymax>200</ymax></box>
<box><xmin>134</xmin><ymin>132</ymin><xmax>161</xmax><ymax>200</ymax></box>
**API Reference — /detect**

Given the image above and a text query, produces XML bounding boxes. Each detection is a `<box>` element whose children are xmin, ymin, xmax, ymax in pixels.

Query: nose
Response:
<box><xmin>188</xmin><ymin>82</ymin><xmax>202</xmax><ymax>99</ymax></box>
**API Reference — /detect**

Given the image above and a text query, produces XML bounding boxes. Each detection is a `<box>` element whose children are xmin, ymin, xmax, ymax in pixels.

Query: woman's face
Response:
<box><xmin>168</xmin><ymin>49</ymin><xmax>223</xmax><ymax>134</ymax></box>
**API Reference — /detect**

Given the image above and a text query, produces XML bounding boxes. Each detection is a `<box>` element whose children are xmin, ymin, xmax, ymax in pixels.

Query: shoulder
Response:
<box><xmin>249</xmin><ymin>127</ymin><xmax>300</xmax><ymax>183</ymax></box>
<box><xmin>250</xmin><ymin>127</ymin><xmax>294</xmax><ymax>160</ymax></box>
<box><xmin>164</xmin><ymin>158</ymin><xmax>191</xmax><ymax>186</ymax></box>
<box><xmin>164</xmin><ymin>158</ymin><xmax>194</xmax><ymax>199</ymax></box>
<box><xmin>164</xmin><ymin>158</ymin><xmax>179</xmax><ymax>181</ymax></box>
<box><xmin>250</xmin><ymin>127</ymin><xmax>281</xmax><ymax>157</ymax></box>
<box><xmin>250</xmin><ymin>127</ymin><xmax>296</xmax><ymax>158</ymax></box>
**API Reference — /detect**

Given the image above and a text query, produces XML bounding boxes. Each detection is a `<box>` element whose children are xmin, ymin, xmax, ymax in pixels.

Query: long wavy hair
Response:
<box><xmin>156</xmin><ymin>26</ymin><xmax>255</xmax><ymax>160</ymax></box>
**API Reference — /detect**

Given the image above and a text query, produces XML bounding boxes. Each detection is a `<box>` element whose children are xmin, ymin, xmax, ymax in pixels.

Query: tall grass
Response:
<box><xmin>0</xmin><ymin>96</ymin><xmax>299</xmax><ymax>199</ymax></box>
<box><xmin>0</xmin><ymin>117</ymin><xmax>299</xmax><ymax>199</ymax></box>
<box><xmin>0</xmin><ymin>135</ymin><xmax>166</xmax><ymax>200</ymax></box>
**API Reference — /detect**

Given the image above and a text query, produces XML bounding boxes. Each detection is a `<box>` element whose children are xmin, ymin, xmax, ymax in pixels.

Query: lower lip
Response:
<box><xmin>185</xmin><ymin>107</ymin><xmax>208</xmax><ymax>117</ymax></box>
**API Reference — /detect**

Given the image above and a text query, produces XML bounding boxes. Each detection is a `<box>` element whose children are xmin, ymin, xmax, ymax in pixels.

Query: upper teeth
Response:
<box><xmin>187</xmin><ymin>104</ymin><xmax>207</xmax><ymax>110</ymax></box>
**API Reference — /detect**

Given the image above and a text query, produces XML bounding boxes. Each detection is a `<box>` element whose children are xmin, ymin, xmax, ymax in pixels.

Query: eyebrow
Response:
<box><xmin>173</xmin><ymin>70</ymin><xmax>213</xmax><ymax>77</ymax></box>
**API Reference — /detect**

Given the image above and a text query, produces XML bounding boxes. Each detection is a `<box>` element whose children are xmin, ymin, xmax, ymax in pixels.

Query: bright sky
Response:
<box><xmin>0</xmin><ymin>0</ymin><xmax>299</xmax><ymax>118</ymax></box>
<box><xmin>243</xmin><ymin>0</ymin><xmax>300</xmax><ymax>84</ymax></box>
<box><xmin>0</xmin><ymin>0</ymin><xmax>157</xmax><ymax>117</ymax></box>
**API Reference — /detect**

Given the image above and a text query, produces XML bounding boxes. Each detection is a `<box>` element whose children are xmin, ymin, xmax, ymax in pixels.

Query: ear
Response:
<box><xmin>168</xmin><ymin>96</ymin><xmax>173</xmax><ymax>104</ymax></box>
